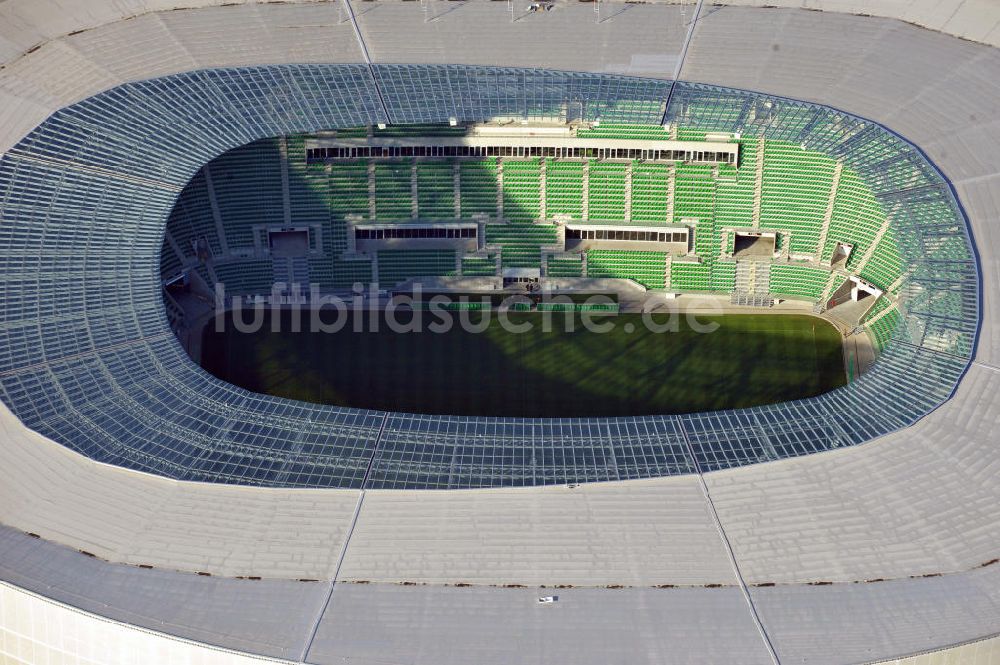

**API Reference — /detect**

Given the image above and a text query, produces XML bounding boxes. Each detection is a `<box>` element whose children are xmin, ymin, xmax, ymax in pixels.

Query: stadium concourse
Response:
<box><xmin>0</xmin><ymin>1</ymin><xmax>998</xmax><ymax>664</ymax></box>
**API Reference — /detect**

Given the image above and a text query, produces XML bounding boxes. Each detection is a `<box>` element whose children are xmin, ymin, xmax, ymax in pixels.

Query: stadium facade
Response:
<box><xmin>0</xmin><ymin>1</ymin><xmax>998</xmax><ymax>663</ymax></box>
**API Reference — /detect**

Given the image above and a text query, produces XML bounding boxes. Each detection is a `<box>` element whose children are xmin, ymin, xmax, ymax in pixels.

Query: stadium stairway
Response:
<box><xmin>853</xmin><ymin>214</ymin><xmax>894</xmax><ymax>277</ymax></box>
<box><xmin>544</xmin><ymin>252</ymin><xmax>585</xmax><ymax>278</ymax></box>
<box><xmin>278</xmin><ymin>137</ymin><xmax>292</xmax><ymax>226</ymax></box>
<box><xmin>496</xmin><ymin>159</ymin><xmax>505</xmax><ymax>218</ymax></box>
<box><xmin>272</xmin><ymin>255</ymin><xmax>311</xmax><ymax>294</ymax></box>
<box><xmin>460</xmin><ymin>254</ymin><xmax>499</xmax><ymax>277</ymax></box>
<box><xmin>538</xmin><ymin>158</ymin><xmax>548</xmax><ymax>220</ymax></box>
<box><xmin>367</xmin><ymin>161</ymin><xmax>377</xmax><ymax>219</ymax></box>
<box><xmin>755</xmin><ymin>261</ymin><xmax>771</xmax><ymax>296</ymax></box>
<box><xmin>817</xmin><ymin>161</ymin><xmax>843</xmax><ymax>254</ymax></box>
<box><xmin>732</xmin><ymin>260</ymin><xmax>772</xmax><ymax>305</ymax></box>
<box><xmin>410</xmin><ymin>162</ymin><xmax>419</xmax><ymax>219</ymax></box>
<box><xmin>291</xmin><ymin>256</ymin><xmax>309</xmax><ymax>289</ymax></box>
<box><xmin>666</xmin><ymin>164</ymin><xmax>676</xmax><ymax>223</ymax></box>
<box><xmin>624</xmin><ymin>161</ymin><xmax>633</xmax><ymax>222</ymax></box>
<box><xmin>273</xmin><ymin>256</ymin><xmax>290</xmax><ymax>288</ymax></box>
<box><xmin>751</xmin><ymin>137</ymin><xmax>765</xmax><ymax>228</ymax></box>
<box><xmin>201</xmin><ymin>166</ymin><xmax>232</xmax><ymax>256</ymax></box>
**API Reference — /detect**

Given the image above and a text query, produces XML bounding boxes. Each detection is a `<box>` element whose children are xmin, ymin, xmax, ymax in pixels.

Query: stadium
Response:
<box><xmin>0</xmin><ymin>1</ymin><xmax>996</xmax><ymax>663</ymax></box>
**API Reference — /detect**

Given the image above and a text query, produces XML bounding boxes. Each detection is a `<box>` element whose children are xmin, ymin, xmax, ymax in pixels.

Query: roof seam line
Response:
<box><xmin>298</xmin><ymin>410</ymin><xmax>390</xmax><ymax>663</ymax></box>
<box><xmin>340</xmin><ymin>0</ymin><xmax>392</xmax><ymax>124</ymax></box>
<box><xmin>659</xmin><ymin>0</ymin><xmax>704</xmax><ymax>125</ymax></box>
<box><xmin>679</xmin><ymin>423</ymin><xmax>782</xmax><ymax>665</ymax></box>
<box><xmin>895</xmin><ymin>339</ymin><xmax>970</xmax><ymax>361</ymax></box>
<box><xmin>951</xmin><ymin>170</ymin><xmax>1000</xmax><ymax>186</ymax></box>
<box><xmin>6</xmin><ymin>151</ymin><xmax>183</xmax><ymax>191</ymax></box>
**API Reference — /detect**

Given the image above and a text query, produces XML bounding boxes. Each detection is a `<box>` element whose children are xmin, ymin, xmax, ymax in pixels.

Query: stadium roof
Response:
<box><xmin>0</xmin><ymin>1</ymin><xmax>999</xmax><ymax>663</ymax></box>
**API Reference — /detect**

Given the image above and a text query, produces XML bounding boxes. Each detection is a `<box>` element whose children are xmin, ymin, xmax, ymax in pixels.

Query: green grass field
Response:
<box><xmin>201</xmin><ymin>310</ymin><xmax>846</xmax><ymax>417</ymax></box>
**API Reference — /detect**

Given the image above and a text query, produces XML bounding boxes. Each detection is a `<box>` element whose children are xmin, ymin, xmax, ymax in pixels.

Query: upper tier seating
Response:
<box><xmin>417</xmin><ymin>161</ymin><xmax>455</xmax><ymax>219</ymax></box>
<box><xmin>375</xmin><ymin>161</ymin><xmax>414</xmax><ymax>221</ymax></box>
<box><xmin>545</xmin><ymin>161</ymin><xmax>585</xmax><ymax>219</ymax></box>
<box><xmin>502</xmin><ymin>159</ymin><xmax>542</xmax><ymax>224</ymax></box>
<box><xmin>713</xmin><ymin>140</ymin><xmax>757</xmax><ymax>231</ymax></box>
<box><xmin>164</xmin><ymin>170</ymin><xmax>223</xmax><ymax>263</ymax></box>
<box><xmin>823</xmin><ymin>168</ymin><xmax>884</xmax><ymax>269</ymax></box>
<box><xmin>760</xmin><ymin>141</ymin><xmax>836</xmax><ymax>256</ymax></box>
<box><xmin>459</xmin><ymin>159</ymin><xmax>499</xmax><ymax>218</ymax></box>
<box><xmin>576</xmin><ymin>123</ymin><xmax>671</xmax><ymax>141</ymax></box>
<box><xmin>588</xmin><ymin>162</ymin><xmax>628</xmax><ymax>222</ymax></box>
<box><xmin>630</xmin><ymin>163</ymin><xmax>670</xmax><ymax>224</ymax></box>
<box><xmin>209</xmin><ymin>139</ymin><xmax>283</xmax><ymax>249</ymax></box>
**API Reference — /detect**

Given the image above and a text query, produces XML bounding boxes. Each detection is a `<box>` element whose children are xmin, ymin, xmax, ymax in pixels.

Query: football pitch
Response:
<box><xmin>201</xmin><ymin>310</ymin><xmax>847</xmax><ymax>417</ymax></box>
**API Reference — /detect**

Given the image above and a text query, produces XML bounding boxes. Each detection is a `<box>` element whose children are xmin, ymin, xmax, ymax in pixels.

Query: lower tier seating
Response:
<box><xmin>769</xmin><ymin>263</ymin><xmax>830</xmax><ymax>300</ymax></box>
<box><xmin>377</xmin><ymin>250</ymin><xmax>456</xmax><ymax>285</ymax></box>
<box><xmin>586</xmin><ymin>249</ymin><xmax>667</xmax><ymax>289</ymax></box>
<box><xmin>486</xmin><ymin>224</ymin><xmax>558</xmax><ymax>268</ymax></box>
<box><xmin>461</xmin><ymin>255</ymin><xmax>497</xmax><ymax>276</ymax></box>
<box><xmin>547</xmin><ymin>254</ymin><xmax>585</xmax><ymax>278</ymax></box>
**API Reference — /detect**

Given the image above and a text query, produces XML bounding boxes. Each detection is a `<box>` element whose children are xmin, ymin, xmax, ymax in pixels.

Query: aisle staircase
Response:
<box><xmin>410</xmin><ymin>162</ymin><xmax>419</xmax><ymax>218</ymax></box>
<box><xmin>666</xmin><ymin>164</ymin><xmax>676</xmax><ymax>222</ymax></box>
<box><xmin>539</xmin><ymin>158</ymin><xmax>548</xmax><ymax>220</ymax></box>
<box><xmin>202</xmin><ymin>166</ymin><xmax>231</xmax><ymax>255</ymax></box>
<box><xmin>732</xmin><ymin>259</ymin><xmax>772</xmax><ymax>306</ymax></box>
<box><xmin>453</xmin><ymin>161</ymin><xmax>462</xmax><ymax>217</ymax></box>
<box><xmin>814</xmin><ymin>271</ymin><xmax>841</xmax><ymax>313</ymax></box>
<box><xmin>496</xmin><ymin>159</ymin><xmax>505</xmax><ymax>218</ymax></box>
<box><xmin>624</xmin><ymin>161</ymin><xmax>633</xmax><ymax>223</ymax></box>
<box><xmin>817</xmin><ymin>161</ymin><xmax>843</xmax><ymax>254</ymax></box>
<box><xmin>278</xmin><ymin>137</ymin><xmax>292</xmax><ymax>226</ymax></box>
<box><xmin>367</xmin><ymin>161</ymin><xmax>376</xmax><ymax>219</ymax></box>
<box><xmin>853</xmin><ymin>215</ymin><xmax>893</xmax><ymax>276</ymax></box>
<box><xmin>751</xmin><ymin>136</ymin><xmax>765</xmax><ymax>229</ymax></box>
<box><xmin>272</xmin><ymin>256</ymin><xmax>310</xmax><ymax>293</ymax></box>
